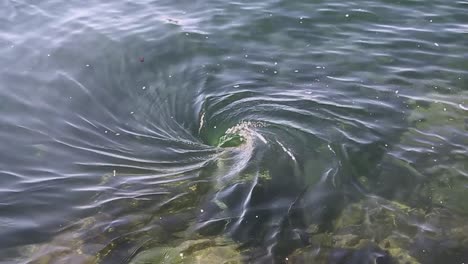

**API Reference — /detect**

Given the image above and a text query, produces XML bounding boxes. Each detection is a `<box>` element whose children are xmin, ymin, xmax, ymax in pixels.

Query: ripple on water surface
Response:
<box><xmin>0</xmin><ymin>0</ymin><xmax>467</xmax><ymax>263</ymax></box>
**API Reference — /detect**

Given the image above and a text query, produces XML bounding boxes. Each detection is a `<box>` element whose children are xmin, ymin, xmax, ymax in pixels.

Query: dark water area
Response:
<box><xmin>0</xmin><ymin>0</ymin><xmax>467</xmax><ymax>263</ymax></box>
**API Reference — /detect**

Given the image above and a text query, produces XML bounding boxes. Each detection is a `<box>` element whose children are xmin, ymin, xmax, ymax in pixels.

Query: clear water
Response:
<box><xmin>0</xmin><ymin>0</ymin><xmax>467</xmax><ymax>263</ymax></box>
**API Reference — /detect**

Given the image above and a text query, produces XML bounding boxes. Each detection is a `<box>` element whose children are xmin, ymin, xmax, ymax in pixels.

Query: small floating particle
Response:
<box><xmin>105</xmin><ymin>130</ymin><xmax>108</xmax><ymax>133</ymax></box>
<box><xmin>179</xmin><ymin>253</ymin><xmax>184</xmax><ymax>258</ymax></box>
<box><xmin>429</xmin><ymin>19</ymin><xmax>433</xmax><ymax>23</ymax></box>
<box><xmin>255</xmin><ymin>215</ymin><xmax>258</xmax><ymax>218</ymax></box>
<box><xmin>130</xmin><ymin>111</ymin><xmax>134</xmax><ymax>114</ymax></box>
<box><xmin>345</xmin><ymin>14</ymin><xmax>349</xmax><ymax>17</ymax></box>
<box><xmin>142</xmin><ymin>86</ymin><xmax>146</xmax><ymax>90</ymax></box>
<box><xmin>86</xmin><ymin>64</ymin><xmax>90</xmax><ymax>67</ymax></box>
<box><xmin>395</xmin><ymin>90</ymin><xmax>399</xmax><ymax>94</ymax></box>
<box><xmin>169</xmin><ymin>75</ymin><xmax>172</xmax><ymax>78</ymax></box>
<box><xmin>274</xmin><ymin>62</ymin><xmax>278</xmax><ymax>65</ymax></box>
<box><xmin>434</xmin><ymin>43</ymin><xmax>439</xmax><ymax>47</ymax></box>
<box><xmin>245</xmin><ymin>54</ymin><xmax>249</xmax><ymax>58</ymax></box>
<box><xmin>274</xmin><ymin>71</ymin><xmax>278</xmax><ymax>74</ymax></box>
<box><xmin>113</xmin><ymin>170</ymin><xmax>116</xmax><ymax>176</ymax></box>
<box><xmin>286</xmin><ymin>258</ymin><xmax>289</xmax><ymax>261</ymax></box>
<box><xmin>200</xmin><ymin>209</ymin><xmax>204</xmax><ymax>213</ymax></box>
<box><xmin>47</xmin><ymin>54</ymin><xmax>50</xmax><ymax>57</ymax></box>
<box><xmin>233</xmin><ymin>84</ymin><xmax>240</xmax><ymax>88</ymax></box>
<box><xmin>443</xmin><ymin>108</ymin><xmax>447</xmax><ymax>111</ymax></box>
<box><xmin>115</xmin><ymin>133</ymin><xmax>120</xmax><ymax>136</ymax></box>
<box><xmin>294</xmin><ymin>69</ymin><xmax>299</xmax><ymax>73</ymax></box>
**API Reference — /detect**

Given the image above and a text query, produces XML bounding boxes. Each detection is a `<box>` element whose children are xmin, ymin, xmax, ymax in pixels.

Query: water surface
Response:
<box><xmin>0</xmin><ymin>0</ymin><xmax>467</xmax><ymax>263</ymax></box>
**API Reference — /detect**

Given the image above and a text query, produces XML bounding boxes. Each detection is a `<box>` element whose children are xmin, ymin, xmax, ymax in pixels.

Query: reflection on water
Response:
<box><xmin>0</xmin><ymin>0</ymin><xmax>467</xmax><ymax>263</ymax></box>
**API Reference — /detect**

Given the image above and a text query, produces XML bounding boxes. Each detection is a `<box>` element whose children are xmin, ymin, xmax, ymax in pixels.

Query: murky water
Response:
<box><xmin>0</xmin><ymin>0</ymin><xmax>467</xmax><ymax>263</ymax></box>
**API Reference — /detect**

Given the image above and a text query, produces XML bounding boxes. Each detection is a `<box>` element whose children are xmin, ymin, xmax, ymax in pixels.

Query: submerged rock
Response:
<box><xmin>356</xmin><ymin>94</ymin><xmax>468</xmax><ymax>214</ymax></box>
<box><xmin>401</xmin><ymin>96</ymin><xmax>468</xmax><ymax>215</ymax></box>
<box><xmin>291</xmin><ymin>195</ymin><xmax>468</xmax><ymax>263</ymax></box>
<box><xmin>288</xmin><ymin>243</ymin><xmax>397</xmax><ymax>264</ymax></box>
<box><xmin>20</xmin><ymin>215</ymin><xmax>107</xmax><ymax>264</ymax></box>
<box><xmin>129</xmin><ymin>238</ymin><xmax>242</xmax><ymax>264</ymax></box>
